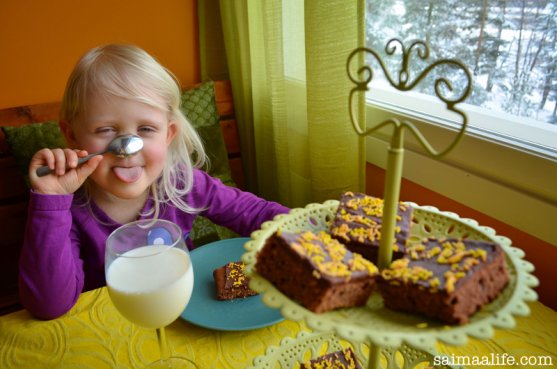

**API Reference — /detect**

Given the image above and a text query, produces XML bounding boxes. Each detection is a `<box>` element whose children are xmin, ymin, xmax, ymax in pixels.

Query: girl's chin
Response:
<box><xmin>88</xmin><ymin>181</ymin><xmax>150</xmax><ymax>202</ymax></box>
<box><xmin>109</xmin><ymin>186</ymin><xmax>150</xmax><ymax>200</ymax></box>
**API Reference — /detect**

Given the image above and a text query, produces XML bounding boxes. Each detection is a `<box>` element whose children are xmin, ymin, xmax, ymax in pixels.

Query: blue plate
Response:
<box><xmin>180</xmin><ymin>238</ymin><xmax>284</xmax><ymax>331</ymax></box>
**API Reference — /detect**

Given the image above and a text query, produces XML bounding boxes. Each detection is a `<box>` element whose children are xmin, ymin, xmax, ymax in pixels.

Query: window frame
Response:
<box><xmin>363</xmin><ymin>87</ymin><xmax>557</xmax><ymax>246</ymax></box>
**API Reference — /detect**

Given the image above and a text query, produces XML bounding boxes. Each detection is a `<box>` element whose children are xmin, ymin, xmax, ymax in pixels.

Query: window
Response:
<box><xmin>365</xmin><ymin>0</ymin><xmax>557</xmax><ymax>158</ymax></box>
<box><xmin>363</xmin><ymin>0</ymin><xmax>556</xmax><ymax>246</ymax></box>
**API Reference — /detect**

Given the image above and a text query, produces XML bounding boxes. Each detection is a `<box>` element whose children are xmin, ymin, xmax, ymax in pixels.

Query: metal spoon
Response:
<box><xmin>36</xmin><ymin>135</ymin><xmax>144</xmax><ymax>177</ymax></box>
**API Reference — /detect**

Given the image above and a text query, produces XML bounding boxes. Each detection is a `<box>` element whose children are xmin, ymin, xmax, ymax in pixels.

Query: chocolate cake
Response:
<box><xmin>213</xmin><ymin>261</ymin><xmax>258</xmax><ymax>300</ymax></box>
<box><xmin>330</xmin><ymin>192</ymin><xmax>413</xmax><ymax>264</ymax></box>
<box><xmin>377</xmin><ymin>237</ymin><xmax>509</xmax><ymax>324</ymax></box>
<box><xmin>300</xmin><ymin>347</ymin><xmax>363</xmax><ymax>369</ymax></box>
<box><xmin>255</xmin><ymin>230</ymin><xmax>378</xmax><ymax>313</ymax></box>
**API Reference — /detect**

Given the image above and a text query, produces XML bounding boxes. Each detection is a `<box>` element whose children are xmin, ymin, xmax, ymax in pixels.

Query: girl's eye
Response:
<box><xmin>138</xmin><ymin>126</ymin><xmax>157</xmax><ymax>134</ymax></box>
<box><xmin>95</xmin><ymin>127</ymin><xmax>116</xmax><ymax>135</ymax></box>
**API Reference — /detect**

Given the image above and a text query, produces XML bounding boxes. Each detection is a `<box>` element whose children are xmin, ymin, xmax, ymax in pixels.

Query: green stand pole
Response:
<box><xmin>367</xmin><ymin>341</ymin><xmax>382</xmax><ymax>369</ymax></box>
<box><xmin>365</xmin><ymin>127</ymin><xmax>405</xmax><ymax>369</ymax></box>
<box><xmin>377</xmin><ymin>126</ymin><xmax>404</xmax><ymax>270</ymax></box>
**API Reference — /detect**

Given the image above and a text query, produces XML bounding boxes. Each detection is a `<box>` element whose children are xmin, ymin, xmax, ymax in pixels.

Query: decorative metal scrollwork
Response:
<box><xmin>347</xmin><ymin>38</ymin><xmax>472</xmax><ymax>158</ymax></box>
<box><xmin>346</xmin><ymin>39</ymin><xmax>473</xmax><ymax>271</ymax></box>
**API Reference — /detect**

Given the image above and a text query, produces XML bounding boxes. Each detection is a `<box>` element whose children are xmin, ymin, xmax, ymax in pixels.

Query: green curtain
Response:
<box><xmin>218</xmin><ymin>0</ymin><xmax>365</xmax><ymax>207</ymax></box>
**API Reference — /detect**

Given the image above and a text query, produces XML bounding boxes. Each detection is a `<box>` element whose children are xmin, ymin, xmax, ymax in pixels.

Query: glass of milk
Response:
<box><xmin>105</xmin><ymin>219</ymin><xmax>197</xmax><ymax>369</ymax></box>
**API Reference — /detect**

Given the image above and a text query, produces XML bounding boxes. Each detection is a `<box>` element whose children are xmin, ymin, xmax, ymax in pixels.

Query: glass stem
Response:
<box><xmin>156</xmin><ymin>327</ymin><xmax>170</xmax><ymax>364</ymax></box>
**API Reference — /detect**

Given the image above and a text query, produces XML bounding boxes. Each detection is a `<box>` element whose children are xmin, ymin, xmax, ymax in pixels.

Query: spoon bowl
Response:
<box><xmin>36</xmin><ymin>134</ymin><xmax>144</xmax><ymax>177</ymax></box>
<box><xmin>109</xmin><ymin>135</ymin><xmax>144</xmax><ymax>158</ymax></box>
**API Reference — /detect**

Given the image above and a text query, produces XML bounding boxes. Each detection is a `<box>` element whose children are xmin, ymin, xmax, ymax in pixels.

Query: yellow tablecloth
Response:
<box><xmin>1</xmin><ymin>287</ymin><xmax>556</xmax><ymax>369</ymax></box>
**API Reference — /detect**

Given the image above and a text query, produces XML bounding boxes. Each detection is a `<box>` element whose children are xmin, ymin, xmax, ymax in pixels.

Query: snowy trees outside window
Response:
<box><xmin>366</xmin><ymin>0</ymin><xmax>557</xmax><ymax>125</ymax></box>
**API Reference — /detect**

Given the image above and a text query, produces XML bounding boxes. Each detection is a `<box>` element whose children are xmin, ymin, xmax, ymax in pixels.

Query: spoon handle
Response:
<box><xmin>35</xmin><ymin>152</ymin><xmax>102</xmax><ymax>177</ymax></box>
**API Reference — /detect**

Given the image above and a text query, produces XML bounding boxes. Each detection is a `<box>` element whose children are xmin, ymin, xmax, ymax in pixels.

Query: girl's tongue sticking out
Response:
<box><xmin>113</xmin><ymin>166</ymin><xmax>143</xmax><ymax>183</ymax></box>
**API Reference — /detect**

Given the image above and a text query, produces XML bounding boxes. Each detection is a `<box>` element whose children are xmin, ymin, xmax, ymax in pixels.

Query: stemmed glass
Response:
<box><xmin>105</xmin><ymin>219</ymin><xmax>197</xmax><ymax>369</ymax></box>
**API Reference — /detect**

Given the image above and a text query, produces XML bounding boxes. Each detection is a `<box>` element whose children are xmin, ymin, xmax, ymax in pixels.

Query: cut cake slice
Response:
<box><xmin>256</xmin><ymin>230</ymin><xmax>378</xmax><ymax>313</ymax></box>
<box><xmin>300</xmin><ymin>347</ymin><xmax>363</xmax><ymax>369</ymax></box>
<box><xmin>213</xmin><ymin>261</ymin><xmax>258</xmax><ymax>300</ymax></box>
<box><xmin>330</xmin><ymin>192</ymin><xmax>413</xmax><ymax>264</ymax></box>
<box><xmin>377</xmin><ymin>237</ymin><xmax>509</xmax><ymax>324</ymax></box>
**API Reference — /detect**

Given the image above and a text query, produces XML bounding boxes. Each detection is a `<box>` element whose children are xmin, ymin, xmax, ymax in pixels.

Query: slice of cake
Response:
<box><xmin>256</xmin><ymin>230</ymin><xmax>378</xmax><ymax>313</ymax></box>
<box><xmin>300</xmin><ymin>347</ymin><xmax>363</xmax><ymax>369</ymax></box>
<box><xmin>330</xmin><ymin>192</ymin><xmax>413</xmax><ymax>264</ymax></box>
<box><xmin>377</xmin><ymin>237</ymin><xmax>509</xmax><ymax>324</ymax></box>
<box><xmin>213</xmin><ymin>261</ymin><xmax>258</xmax><ymax>300</ymax></box>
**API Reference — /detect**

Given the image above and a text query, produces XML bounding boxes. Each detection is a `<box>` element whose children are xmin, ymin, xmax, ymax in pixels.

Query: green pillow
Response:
<box><xmin>181</xmin><ymin>81</ymin><xmax>235</xmax><ymax>188</ymax></box>
<box><xmin>181</xmin><ymin>81</ymin><xmax>238</xmax><ymax>245</ymax></box>
<box><xmin>2</xmin><ymin>121</ymin><xmax>67</xmax><ymax>183</ymax></box>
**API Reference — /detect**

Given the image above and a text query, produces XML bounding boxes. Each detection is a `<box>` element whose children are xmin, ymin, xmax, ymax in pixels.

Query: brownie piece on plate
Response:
<box><xmin>377</xmin><ymin>237</ymin><xmax>509</xmax><ymax>324</ymax></box>
<box><xmin>300</xmin><ymin>347</ymin><xmax>363</xmax><ymax>369</ymax></box>
<box><xmin>213</xmin><ymin>261</ymin><xmax>258</xmax><ymax>300</ymax></box>
<box><xmin>330</xmin><ymin>192</ymin><xmax>413</xmax><ymax>264</ymax></box>
<box><xmin>256</xmin><ymin>230</ymin><xmax>378</xmax><ymax>313</ymax></box>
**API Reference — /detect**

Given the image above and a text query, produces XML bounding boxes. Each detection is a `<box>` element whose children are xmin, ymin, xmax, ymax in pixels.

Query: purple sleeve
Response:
<box><xmin>188</xmin><ymin>170</ymin><xmax>289</xmax><ymax>236</ymax></box>
<box><xmin>18</xmin><ymin>191</ymin><xmax>84</xmax><ymax>320</ymax></box>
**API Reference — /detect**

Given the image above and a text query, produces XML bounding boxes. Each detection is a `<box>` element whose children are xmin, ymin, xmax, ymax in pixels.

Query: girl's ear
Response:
<box><xmin>59</xmin><ymin>120</ymin><xmax>78</xmax><ymax>147</ymax></box>
<box><xmin>166</xmin><ymin>121</ymin><xmax>178</xmax><ymax>144</ymax></box>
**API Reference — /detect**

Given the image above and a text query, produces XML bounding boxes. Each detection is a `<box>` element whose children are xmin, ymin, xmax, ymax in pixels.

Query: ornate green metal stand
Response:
<box><xmin>247</xmin><ymin>330</ymin><xmax>461</xmax><ymax>369</ymax></box>
<box><xmin>244</xmin><ymin>202</ymin><xmax>538</xmax><ymax>369</ymax></box>
<box><xmin>346</xmin><ymin>38</ymin><xmax>473</xmax><ymax>369</ymax></box>
<box><xmin>346</xmin><ymin>39</ymin><xmax>472</xmax><ymax>270</ymax></box>
<box><xmin>243</xmin><ymin>39</ymin><xmax>538</xmax><ymax>369</ymax></box>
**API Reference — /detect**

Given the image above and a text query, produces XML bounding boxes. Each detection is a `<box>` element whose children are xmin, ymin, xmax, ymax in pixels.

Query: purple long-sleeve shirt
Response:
<box><xmin>18</xmin><ymin>169</ymin><xmax>288</xmax><ymax>320</ymax></box>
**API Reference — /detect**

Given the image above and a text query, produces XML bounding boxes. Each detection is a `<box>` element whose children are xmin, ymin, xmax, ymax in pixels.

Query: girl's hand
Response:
<box><xmin>28</xmin><ymin>148</ymin><xmax>103</xmax><ymax>195</ymax></box>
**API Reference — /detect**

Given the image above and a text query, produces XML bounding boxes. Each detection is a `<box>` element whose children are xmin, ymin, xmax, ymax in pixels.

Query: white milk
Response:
<box><xmin>106</xmin><ymin>245</ymin><xmax>193</xmax><ymax>329</ymax></box>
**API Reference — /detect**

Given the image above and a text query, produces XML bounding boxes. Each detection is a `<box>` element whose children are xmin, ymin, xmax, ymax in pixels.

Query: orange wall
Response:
<box><xmin>367</xmin><ymin>163</ymin><xmax>557</xmax><ymax>311</ymax></box>
<box><xmin>0</xmin><ymin>0</ymin><xmax>200</xmax><ymax>109</ymax></box>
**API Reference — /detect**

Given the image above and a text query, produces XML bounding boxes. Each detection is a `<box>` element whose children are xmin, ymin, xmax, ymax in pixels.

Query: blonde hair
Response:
<box><xmin>61</xmin><ymin>44</ymin><xmax>207</xmax><ymax>216</ymax></box>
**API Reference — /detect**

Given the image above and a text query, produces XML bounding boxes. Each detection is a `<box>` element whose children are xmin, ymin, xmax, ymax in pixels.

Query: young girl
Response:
<box><xmin>18</xmin><ymin>44</ymin><xmax>289</xmax><ymax>320</ymax></box>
